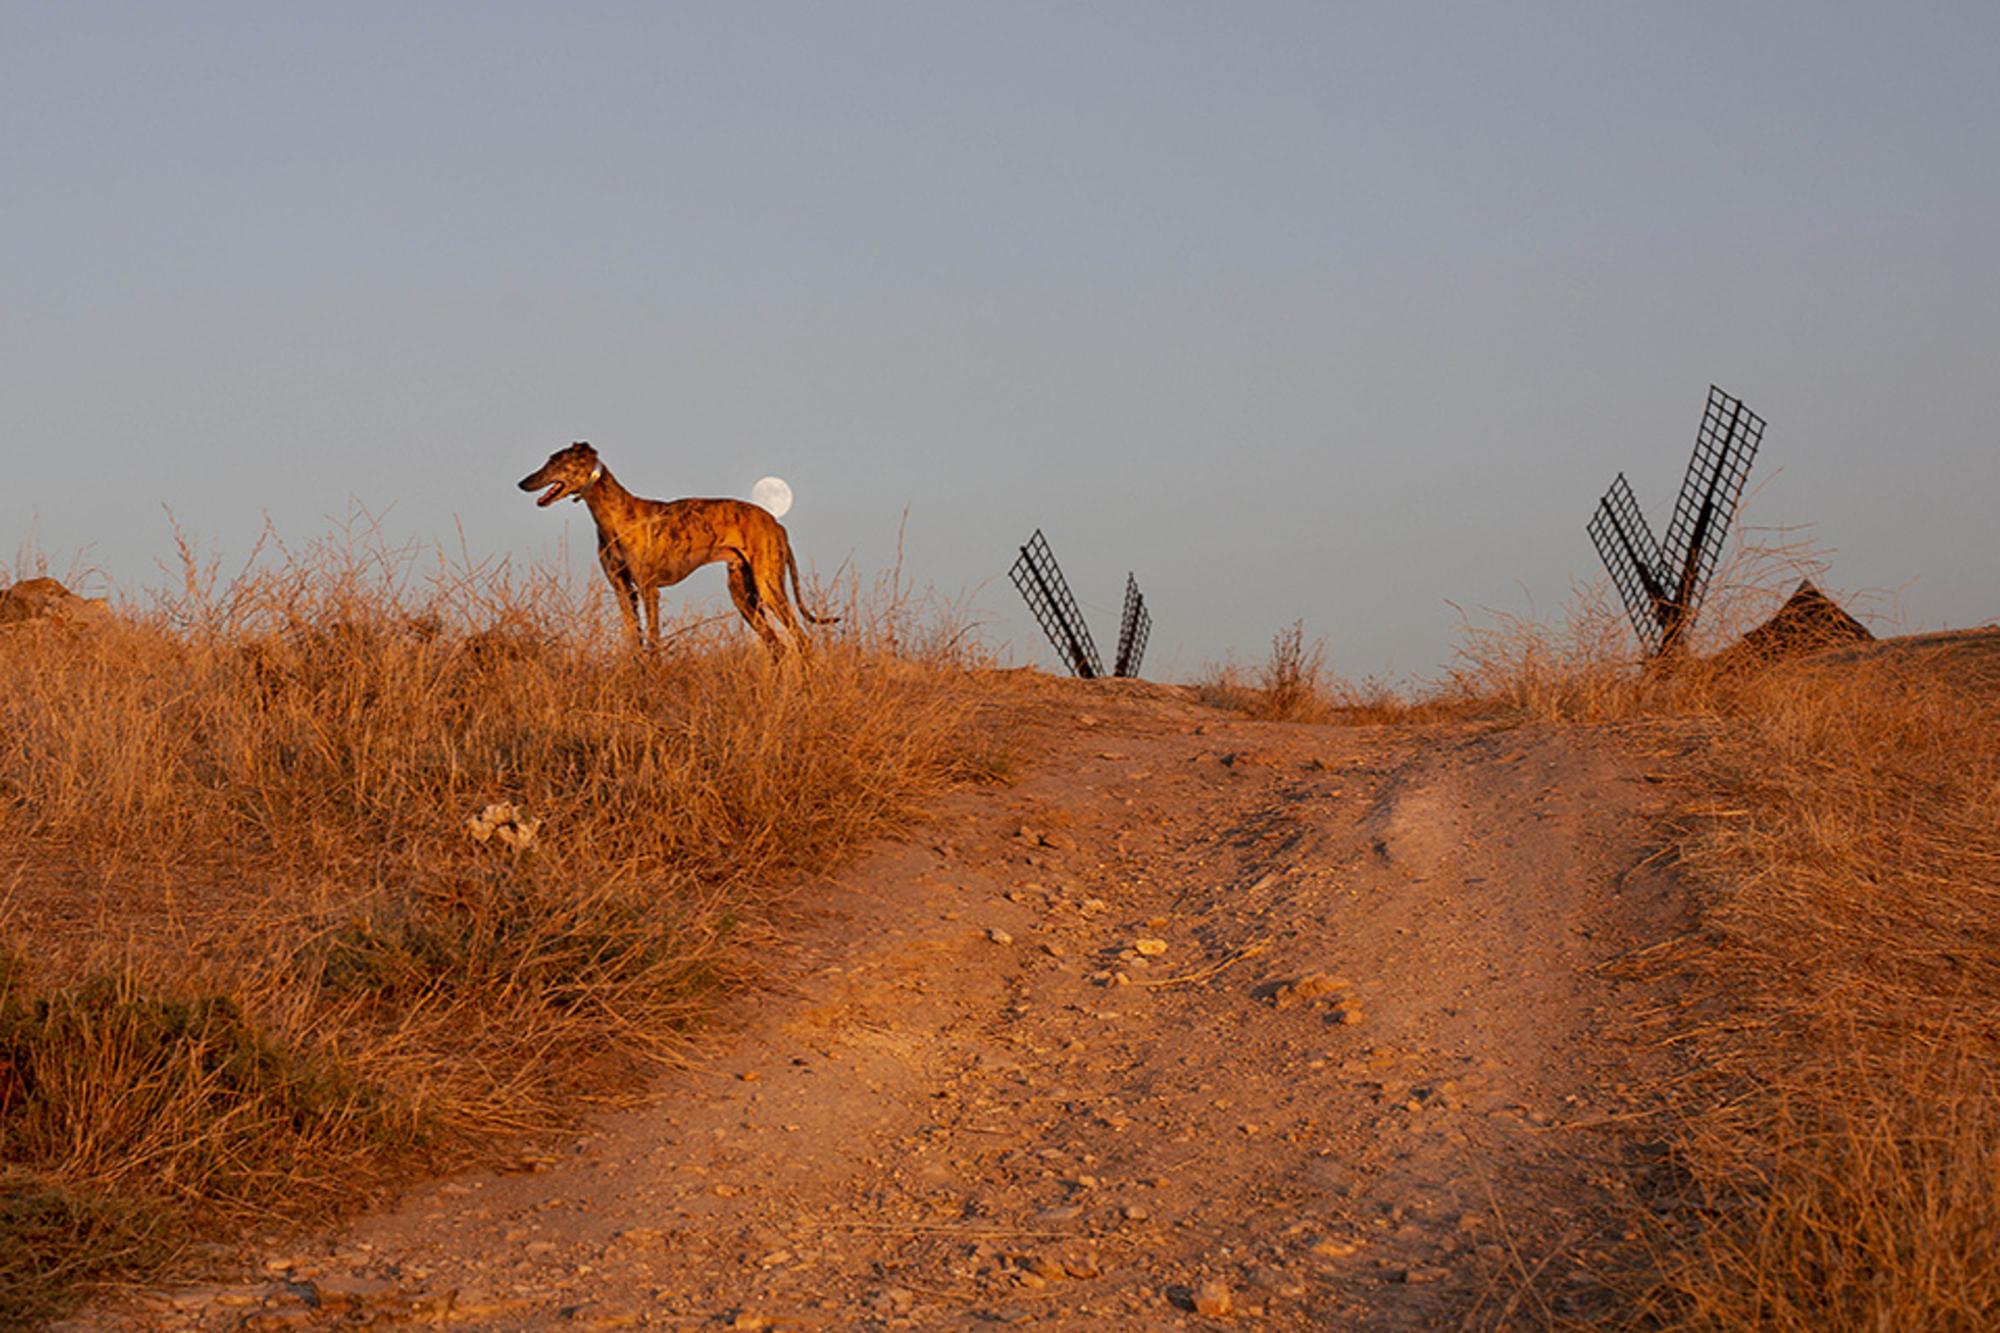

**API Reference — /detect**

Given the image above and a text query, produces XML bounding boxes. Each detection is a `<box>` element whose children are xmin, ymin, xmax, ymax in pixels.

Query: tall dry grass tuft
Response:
<box><xmin>0</xmin><ymin>529</ymin><xmax>991</xmax><ymax>1323</ymax></box>
<box><xmin>1195</xmin><ymin>621</ymin><xmax>1454</xmax><ymax>725</ymax></box>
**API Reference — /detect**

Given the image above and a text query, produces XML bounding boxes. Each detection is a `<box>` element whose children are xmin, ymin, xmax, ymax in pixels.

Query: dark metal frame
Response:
<box><xmin>1589</xmin><ymin>385</ymin><xmax>1765</xmax><ymax>654</ymax></box>
<box><xmin>1009</xmin><ymin>529</ymin><xmax>1103</xmax><ymax>678</ymax></box>
<box><xmin>1589</xmin><ymin>472</ymin><xmax>1671</xmax><ymax>654</ymax></box>
<box><xmin>1114</xmin><ymin>573</ymin><xmax>1151</xmax><ymax>678</ymax></box>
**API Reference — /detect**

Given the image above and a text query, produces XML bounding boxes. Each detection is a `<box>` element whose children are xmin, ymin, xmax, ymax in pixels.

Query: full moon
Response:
<box><xmin>750</xmin><ymin>476</ymin><xmax>793</xmax><ymax>517</ymax></box>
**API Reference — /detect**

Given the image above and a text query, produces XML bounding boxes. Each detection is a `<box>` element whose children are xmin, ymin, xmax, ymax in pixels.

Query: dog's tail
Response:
<box><xmin>785</xmin><ymin>539</ymin><xmax>841</xmax><ymax>625</ymax></box>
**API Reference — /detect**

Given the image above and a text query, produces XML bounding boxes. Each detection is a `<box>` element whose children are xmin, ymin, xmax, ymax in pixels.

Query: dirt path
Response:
<box><xmin>81</xmin><ymin>684</ymin><xmax>1691</xmax><ymax>1330</ymax></box>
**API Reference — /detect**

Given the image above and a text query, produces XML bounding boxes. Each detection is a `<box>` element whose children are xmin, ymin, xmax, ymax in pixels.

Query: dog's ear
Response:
<box><xmin>571</xmin><ymin>441</ymin><xmax>597</xmax><ymax>459</ymax></box>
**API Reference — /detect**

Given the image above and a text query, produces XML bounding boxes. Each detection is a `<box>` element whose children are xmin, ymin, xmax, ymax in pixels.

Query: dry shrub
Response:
<box><xmin>1256</xmin><ymin>621</ymin><xmax>1328</xmax><ymax>720</ymax></box>
<box><xmin>1196</xmin><ymin>621</ymin><xmax>1455</xmax><ymax>725</ymax></box>
<box><xmin>0</xmin><ymin>529</ymin><xmax>989</xmax><ymax>1322</ymax></box>
<box><xmin>1441</xmin><ymin>582</ymin><xmax>1659</xmax><ymax>722</ymax></box>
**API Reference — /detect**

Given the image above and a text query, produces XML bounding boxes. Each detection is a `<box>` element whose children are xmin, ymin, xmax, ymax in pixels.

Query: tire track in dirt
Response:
<box><xmin>71</xmin><ymin>684</ymin><xmax>1690</xmax><ymax>1331</ymax></box>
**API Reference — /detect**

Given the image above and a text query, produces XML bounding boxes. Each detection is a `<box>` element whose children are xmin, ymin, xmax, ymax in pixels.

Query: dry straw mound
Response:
<box><xmin>0</xmin><ymin>534</ymin><xmax>992</xmax><ymax>1324</ymax></box>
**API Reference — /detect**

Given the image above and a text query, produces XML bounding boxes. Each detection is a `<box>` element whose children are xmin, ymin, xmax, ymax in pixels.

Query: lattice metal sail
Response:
<box><xmin>1113</xmin><ymin>572</ymin><xmax>1151</xmax><ymax>679</ymax></box>
<box><xmin>1658</xmin><ymin>385</ymin><xmax>1764</xmax><ymax>646</ymax></box>
<box><xmin>1589</xmin><ymin>472</ymin><xmax>1672</xmax><ymax>654</ymax></box>
<box><xmin>1009</xmin><ymin>529</ymin><xmax>1102</xmax><ymax>678</ymax></box>
<box><xmin>1588</xmin><ymin>385</ymin><xmax>1765</xmax><ymax>654</ymax></box>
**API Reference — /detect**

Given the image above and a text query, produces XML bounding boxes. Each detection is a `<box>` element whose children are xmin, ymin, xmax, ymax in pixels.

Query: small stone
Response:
<box><xmin>1134</xmin><ymin>938</ymin><xmax>1168</xmax><ymax>957</ymax></box>
<box><xmin>1022</xmin><ymin>1252</ymin><xmax>1066</xmax><ymax>1281</ymax></box>
<box><xmin>1064</xmin><ymin>1252</ymin><xmax>1103</xmax><ymax>1278</ymax></box>
<box><xmin>730</xmin><ymin>1315</ymin><xmax>773</xmax><ymax>1332</ymax></box>
<box><xmin>407</xmin><ymin>1291</ymin><xmax>455</xmax><ymax>1318</ymax></box>
<box><xmin>1192</xmin><ymin>1279</ymin><xmax>1234</xmax><ymax>1316</ymax></box>
<box><xmin>1122</xmin><ymin>1203</ymin><xmax>1151</xmax><ymax>1221</ymax></box>
<box><xmin>988</xmin><ymin>927</ymin><xmax>1014</xmax><ymax>945</ymax></box>
<box><xmin>1274</xmin><ymin>971</ymin><xmax>1351</xmax><ymax>1009</ymax></box>
<box><xmin>1043</xmin><ymin>941</ymin><xmax>1066</xmax><ymax>957</ymax></box>
<box><xmin>567</xmin><ymin>1301</ymin><xmax>643</xmax><ymax>1328</ymax></box>
<box><xmin>614</xmin><ymin>1227</ymin><xmax>665</xmax><ymax>1247</ymax></box>
<box><xmin>308</xmin><ymin>1274</ymin><xmax>399</xmax><ymax>1314</ymax></box>
<box><xmin>1040</xmin><ymin>831</ymin><xmax>1078</xmax><ymax>852</ymax></box>
<box><xmin>1311</xmin><ymin>1239</ymin><xmax>1359</xmax><ymax>1258</ymax></box>
<box><xmin>168</xmin><ymin>1287</ymin><xmax>224</xmax><ymax>1310</ymax></box>
<box><xmin>448</xmin><ymin>1292</ymin><xmax>538</xmax><ymax>1323</ymax></box>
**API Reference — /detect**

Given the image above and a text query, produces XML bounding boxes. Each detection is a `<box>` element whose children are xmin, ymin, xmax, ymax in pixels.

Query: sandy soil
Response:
<box><xmin>68</xmin><ymin>680</ymin><xmax>1696</xmax><ymax>1331</ymax></box>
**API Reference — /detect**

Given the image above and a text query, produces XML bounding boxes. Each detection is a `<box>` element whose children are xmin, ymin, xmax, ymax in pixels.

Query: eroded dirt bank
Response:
<box><xmin>69</xmin><ymin>681</ymin><xmax>1691</xmax><ymax>1330</ymax></box>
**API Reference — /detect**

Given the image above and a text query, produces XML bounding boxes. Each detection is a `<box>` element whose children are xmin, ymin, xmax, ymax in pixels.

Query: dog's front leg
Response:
<box><xmin>613</xmin><ymin>580</ymin><xmax>643</xmax><ymax>648</ymax></box>
<box><xmin>599</xmin><ymin>555</ymin><xmax>643</xmax><ymax>649</ymax></box>
<box><xmin>641</xmin><ymin>585</ymin><xmax>663</xmax><ymax>651</ymax></box>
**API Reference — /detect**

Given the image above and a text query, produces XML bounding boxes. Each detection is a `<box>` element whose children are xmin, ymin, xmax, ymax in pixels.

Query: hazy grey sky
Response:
<box><xmin>6</xmin><ymin>3</ymin><xmax>1995</xmax><ymax>679</ymax></box>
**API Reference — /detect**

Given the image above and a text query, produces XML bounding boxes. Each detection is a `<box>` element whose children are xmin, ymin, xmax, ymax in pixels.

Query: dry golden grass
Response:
<box><xmin>0</xmin><ymin>532</ymin><xmax>993</xmax><ymax>1324</ymax></box>
<box><xmin>1418</xmin><ymin>573</ymin><xmax>2000</xmax><ymax>1329</ymax></box>
<box><xmin>1210</xmin><ymin>563</ymin><xmax>1998</xmax><ymax>1328</ymax></box>
<box><xmin>1633</xmin><ymin>635</ymin><xmax>2000</xmax><ymax>1330</ymax></box>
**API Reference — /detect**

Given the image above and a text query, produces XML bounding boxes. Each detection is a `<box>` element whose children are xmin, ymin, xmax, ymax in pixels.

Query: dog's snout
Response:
<box><xmin>517</xmin><ymin>473</ymin><xmax>541</xmax><ymax>492</ymax></box>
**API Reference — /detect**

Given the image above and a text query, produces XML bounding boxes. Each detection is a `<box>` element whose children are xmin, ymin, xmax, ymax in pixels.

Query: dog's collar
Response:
<box><xmin>570</xmin><ymin>462</ymin><xmax>604</xmax><ymax>503</ymax></box>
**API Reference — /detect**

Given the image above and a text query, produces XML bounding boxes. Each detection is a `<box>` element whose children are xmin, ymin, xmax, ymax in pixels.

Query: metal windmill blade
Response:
<box><xmin>1008</xmin><ymin>530</ymin><xmax>1103</xmax><ymax>678</ymax></box>
<box><xmin>1587</xmin><ymin>385</ymin><xmax>1765</xmax><ymax>655</ymax></box>
<box><xmin>1588</xmin><ymin>472</ymin><xmax>1672</xmax><ymax>653</ymax></box>
<box><xmin>1656</xmin><ymin>385</ymin><xmax>1764</xmax><ymax>650</ymax></box>
<box><xmin>1113</xmin><ymin>572</ymin><xmax>1151</xmax><ymax>679</ymax></box>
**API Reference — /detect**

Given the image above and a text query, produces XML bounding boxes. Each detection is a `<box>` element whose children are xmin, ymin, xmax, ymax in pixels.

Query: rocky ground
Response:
<box><xmin>60</xmin><ymin>680</ymin><xmax>1694</xmax><ymax>1330</ymax></box>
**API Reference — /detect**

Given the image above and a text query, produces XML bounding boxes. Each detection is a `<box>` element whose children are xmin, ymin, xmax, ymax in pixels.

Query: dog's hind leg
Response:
<box><xmin>724</xmin><ymin>552</ymin><xmax>785</xmax><ymax>657</ymax></box>
<box><xmin>756</xmin><ymin>563</ymin><xmax>811</xmax><ymax>659</ymax></box>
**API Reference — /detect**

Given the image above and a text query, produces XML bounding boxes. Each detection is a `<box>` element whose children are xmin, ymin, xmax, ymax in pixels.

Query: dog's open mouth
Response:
<box><xmin>536</xmin><ymin>482</ymin><xmax>567</xmax><ymax>507</ymax></box>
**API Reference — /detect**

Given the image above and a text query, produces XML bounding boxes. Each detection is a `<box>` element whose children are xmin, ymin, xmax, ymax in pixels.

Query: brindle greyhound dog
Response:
<box><xmin>518</xmin><ymin>442</ymin><xmax>837</xmax><ymax>654</ymax></box>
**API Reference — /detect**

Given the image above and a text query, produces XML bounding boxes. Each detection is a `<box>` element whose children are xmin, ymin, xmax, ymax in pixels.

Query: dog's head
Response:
<box><xmin>518</xmin><ymin>442</ymin><xmax>602</xmax><ymax>507</ymax></box>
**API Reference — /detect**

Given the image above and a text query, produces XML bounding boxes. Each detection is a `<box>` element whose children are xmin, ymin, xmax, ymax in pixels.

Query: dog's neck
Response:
<box><xmin>577</xmin><ymin>465</ymin><xmax>636</xmax><ymax>518</ymax></box>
